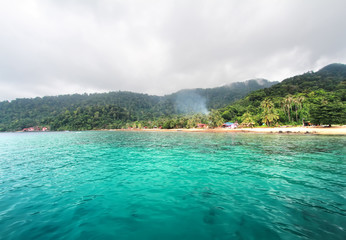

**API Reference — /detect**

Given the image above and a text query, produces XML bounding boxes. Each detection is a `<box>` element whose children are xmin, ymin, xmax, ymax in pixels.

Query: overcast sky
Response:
<box><xmin>1</xmin><ymin>0</ymin><xmax>346</xmax><ymax>101</ymax></box>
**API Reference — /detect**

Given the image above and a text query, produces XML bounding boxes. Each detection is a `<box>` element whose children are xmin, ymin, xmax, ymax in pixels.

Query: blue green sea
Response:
<box><xmin>0</xmin><ymin>131</ymin><xmax>345</xmax><ymax>240</ymax></box>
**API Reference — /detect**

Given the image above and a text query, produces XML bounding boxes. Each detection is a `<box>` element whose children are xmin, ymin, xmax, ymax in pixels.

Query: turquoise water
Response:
<box><xmin>0</xmin><ymin>131</ymin><xmax>345</xmax><ymax>240</ymax></box>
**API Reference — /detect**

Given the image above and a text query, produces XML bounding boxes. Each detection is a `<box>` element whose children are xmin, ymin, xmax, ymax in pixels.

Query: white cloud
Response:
<box><xmin>0</xmin><ymin>0</ymin><xmax>346</xmax><ymax>100</ymax></box>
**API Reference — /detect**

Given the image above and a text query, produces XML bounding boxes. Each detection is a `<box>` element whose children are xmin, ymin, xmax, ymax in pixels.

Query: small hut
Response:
<box><xmin>223</xmin><ymin>122</ymin><xmax>238</xmax><ymax>129</ymax></box>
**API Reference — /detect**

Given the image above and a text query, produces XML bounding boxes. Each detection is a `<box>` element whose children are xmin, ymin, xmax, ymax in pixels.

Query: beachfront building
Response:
<box><xmin>22</xmin><ymin>126</ymin><xmax>49</xmax><ymax>132</ymax></box>
<box><xmin>223</xmin><ymin>122</ymin><xmax>238</xmax><ymax>129</ymax></box>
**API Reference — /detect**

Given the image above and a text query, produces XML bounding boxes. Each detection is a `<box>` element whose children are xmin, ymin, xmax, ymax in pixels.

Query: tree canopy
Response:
<box><xmin>220</xmin><ymin>63</ymin><xmax>346</xmax><ymax>126</ymax></box>
<box><xmin>0</xmin><ymin>63</ymin><xmax>345</xmax><ymax>131</ymax></box>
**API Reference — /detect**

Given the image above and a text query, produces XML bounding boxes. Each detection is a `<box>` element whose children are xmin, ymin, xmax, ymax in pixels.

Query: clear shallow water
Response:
<box><xmin>0</xmin><ymin>131</ymin><xmax>345</xmax><ymax>240</ymax></box>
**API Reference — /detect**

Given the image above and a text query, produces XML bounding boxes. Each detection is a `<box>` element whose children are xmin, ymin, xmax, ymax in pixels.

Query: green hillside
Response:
<box><xmin>1</xmin><ymin>63</ymin><xmax>344</xmax><ymax>131</ymax></box>
<box><xmin>153</xmin><ymin>79</ymin><xmax>277</xmax><ymax>114</ymax></box>
<box><xmin>0</xmin><ymin>79</ymin><xmax>276</xmax><ymax>131</ymax></box>
<box><xmin>220</xmin><ymin>63</ymin><xmax>346</xmax><ymax>126</ymax></box>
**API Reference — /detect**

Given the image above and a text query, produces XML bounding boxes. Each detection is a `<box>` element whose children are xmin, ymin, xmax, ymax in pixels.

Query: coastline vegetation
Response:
<box><xmin>0</xmin><ymin>63</ymin><xmax>345</xmax><ymax>132</ymax></box>
<box><xmin>220</xmin><ymin>63</ymin><xmax>346</xmax><ymax>127</ymax></box>
<box><xmin>0</xmin><ymin>80</ymin><xmax>274</xmax><ymax>132</ymax></box>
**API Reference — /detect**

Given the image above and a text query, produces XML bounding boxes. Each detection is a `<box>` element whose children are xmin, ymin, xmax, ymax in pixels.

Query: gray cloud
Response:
<box><xmin>1</xmin><ymin>0</ymin><xmax>346</xmax><ymax>101</ymax></box>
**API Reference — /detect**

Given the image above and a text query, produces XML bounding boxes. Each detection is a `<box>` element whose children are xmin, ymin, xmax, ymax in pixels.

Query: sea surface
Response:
<box><xmin>0</xmin><ymin>131</ymin><xmax>345</xmax><ymax>240</ymax></box>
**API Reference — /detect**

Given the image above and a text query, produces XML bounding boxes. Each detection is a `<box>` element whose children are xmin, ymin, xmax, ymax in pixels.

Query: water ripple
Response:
<box><xmin>0</xmin><ymin>131</ymin><xmax>345</xmax><ymax>240</ymax></box>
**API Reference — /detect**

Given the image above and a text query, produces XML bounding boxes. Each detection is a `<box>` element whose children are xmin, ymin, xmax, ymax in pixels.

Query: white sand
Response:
<box><xmin>115</xmin><ymin>126</ymin><xmax>346</xmax><ymax>135</ymax></box>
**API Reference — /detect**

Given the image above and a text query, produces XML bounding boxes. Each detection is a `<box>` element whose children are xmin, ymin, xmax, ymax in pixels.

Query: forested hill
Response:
<box><xmin>221</xmin><ymin>63</ymin><xmax>346</xmax><ymax>126</ymax></box>
<box><xmin>167</xmin><ymin>79</ymin><xmax>277</xmax><ymax>110</ymax></box>
<box><xmin>153</xmin><ymin>79</ymin><xmax>277</xmax><ymax>114</ymax></box>
<box><xmin>0</xmin><ymin>79</ymin><xmax>276</xmax><ymax>131</ymax></box>
<box><xmin>257</xmin><ymin>63</ymin><xmax>346</xmax><ymax>96</ymax></box>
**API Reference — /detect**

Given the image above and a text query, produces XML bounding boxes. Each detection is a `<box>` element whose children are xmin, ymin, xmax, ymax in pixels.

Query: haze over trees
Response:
<box><xmin>0</xmin><ymin>79</ymin><xmax>276</xmax><ymax>131</ymax></box>
<box><xmin>0</xmin><ymin>63</ymin><xmax>345</xmax><ymax>131</ymax></box>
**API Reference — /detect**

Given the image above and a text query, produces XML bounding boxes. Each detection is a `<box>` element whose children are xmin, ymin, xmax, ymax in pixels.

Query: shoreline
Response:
<box><xmin>110</xmin><ymin>126</ymin><xmax>346</xmax><ymax>135</ymax></box>
<box><xmin>7</xmin><ymin>126</ymin><xmax>346</xmax><ymax>135</ymax></box>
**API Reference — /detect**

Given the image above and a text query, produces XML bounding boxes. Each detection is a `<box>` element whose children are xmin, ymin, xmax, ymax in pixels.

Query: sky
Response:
<box><xmin>1</xmin><ymin>0</ymin><xmax>346</xmax><ymax>101</ymax></box>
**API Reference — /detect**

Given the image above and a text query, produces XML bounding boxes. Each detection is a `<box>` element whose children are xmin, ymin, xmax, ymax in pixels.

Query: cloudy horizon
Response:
<box><xmin>1</xmin><ymin>0</ymin><xmax>346</xmax><ymax>101</ymax></box>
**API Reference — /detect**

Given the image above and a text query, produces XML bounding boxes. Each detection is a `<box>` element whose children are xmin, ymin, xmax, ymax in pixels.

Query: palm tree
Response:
<box><xmin>260</xmin><ymin>98</ymin><xmax>274</xmax><ymax>112</ymax></box>
<box><xmin>283</xmin><ymin>95</ymin><xmax>293</xmax><ymax>122</ymax></box>
<box><xmin>297</xmin><ymin>96</ymin><xmax>305</xmax><ymax>108</ymax></box>
<box><xmin>208</xmin><ymin>109</ymin><xmax>224</xmax><ymax>128</ymax></box>
<box><xmin>262</xmin><ymin>112</ymin><xmax>279</xmax><ymax>127</ymax></box>
<box><xmin>294</xmin><ymin>96</ymin><xmax>305</xmax><ymax>123</ymax></box>
<box><xmin>241</xmin><ymin>112</ymin><xmax>256</xmax><ymax>127</ymax></box>
<box><xmin>260</xmin><ymin>98</ymin><xmax>279</xmax><ymax>126</ymax></box>
<box><xmin>293</xmin><ymin>98</ymin><xmax>299</xmax><ymax>123</ymax></box>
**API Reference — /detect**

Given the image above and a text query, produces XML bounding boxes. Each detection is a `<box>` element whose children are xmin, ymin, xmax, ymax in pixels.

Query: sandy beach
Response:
<box><xmin>113</xmin><ymin>126</ymin><xmax>346</xmax><ymax>135</ymax></box>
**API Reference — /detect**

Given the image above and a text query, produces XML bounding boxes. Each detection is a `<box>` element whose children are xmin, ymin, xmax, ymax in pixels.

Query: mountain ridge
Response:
<box><xmin>1</xmin><ymin>63</ymin><xmax>344</xmax><ymax>131</ymax></box>
<box><xmin>220</xmin><ymin>63</ymin><xmax>346</xmax><ymax>125</ymax></box>
<box><xmin>0</xmin><ymin>78</ymin><xmax>277</xmax><ymax>131</ymax></box>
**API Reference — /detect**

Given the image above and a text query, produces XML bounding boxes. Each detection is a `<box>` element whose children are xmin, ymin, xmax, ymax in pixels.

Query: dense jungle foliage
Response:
<box><xmin>0</xmin><ymin>64</ymin><xmax>344</xmax><ymax>131</ymax></box>
<box><xmin>117</xmin><ymin>63</ymin><xmax>346</xmax><ymax>129</ymax></box>
<box><xmin>220</xmin><ymin>63</ymin><xmax>346</xmax><ymax>127</ymax></box>
<box><xmin>0</xmin><ymin>79</ymin><xmax>275</xmax><ymax>131</ymax></box>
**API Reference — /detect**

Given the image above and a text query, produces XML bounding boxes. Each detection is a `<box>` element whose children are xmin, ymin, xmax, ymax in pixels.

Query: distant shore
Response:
<box><xmin>110</xmin><ymin>126</ymin><xmax>346</xmax><ymax>135</ymax></box>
